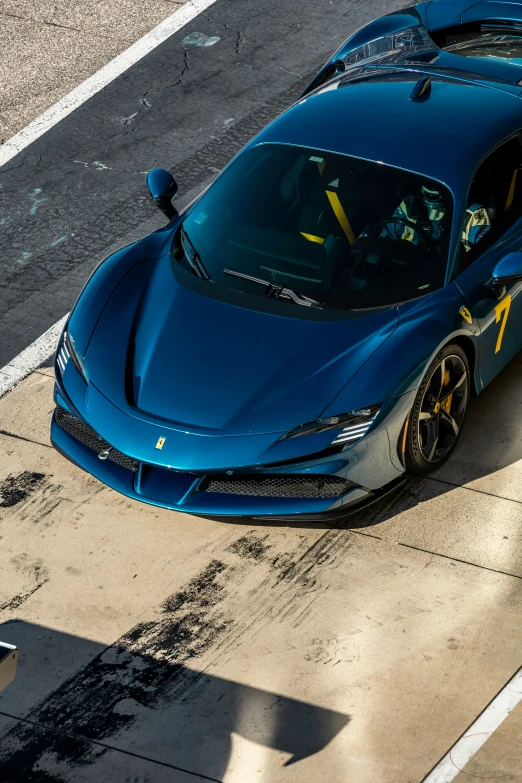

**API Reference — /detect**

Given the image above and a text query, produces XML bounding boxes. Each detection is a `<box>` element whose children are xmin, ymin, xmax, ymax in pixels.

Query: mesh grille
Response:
<box><xmin>54</xmin><ymin>406</ymin><xmax>139</xmax><ymax>472</ymax></box>
<box><xmin>206</xmin><ymin>474</ymin><xmax>350</xmax><ymax>499</ymax></box>
<box><xmin>443</xmin><ymin>33</ymin><xmax>480</xmax><ymax>46</ymax></box>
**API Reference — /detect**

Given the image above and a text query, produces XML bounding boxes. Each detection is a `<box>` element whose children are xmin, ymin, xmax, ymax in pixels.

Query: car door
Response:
<box><xmin>454</xmin><ymin>135</ymin><xmax>522</xmax><ymax>390</ymax></box>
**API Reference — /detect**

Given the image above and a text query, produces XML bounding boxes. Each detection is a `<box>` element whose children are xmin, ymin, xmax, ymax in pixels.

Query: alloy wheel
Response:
<box><xmin>417</xmin><ymin>354</ymin><xmax>469</xmax><ymax>464</ymax></box>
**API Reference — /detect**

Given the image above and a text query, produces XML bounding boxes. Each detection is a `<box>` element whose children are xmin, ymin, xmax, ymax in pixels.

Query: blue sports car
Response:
<box><xmin>51</xmin><ymin>0</ymin><xmax>522</xmax><ymax>520</ymax></box>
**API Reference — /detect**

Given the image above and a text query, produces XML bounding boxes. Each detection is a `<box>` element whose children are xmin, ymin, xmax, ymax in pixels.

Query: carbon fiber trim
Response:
<box><xmin>206</xmin><ymin>473</ymin><xmax>351</xmax><ymax>499</ymax></box>
<box><xmin>54</xmin><ymin>406</ymin><xmax>139</xmax><ymax>472</ymax></box>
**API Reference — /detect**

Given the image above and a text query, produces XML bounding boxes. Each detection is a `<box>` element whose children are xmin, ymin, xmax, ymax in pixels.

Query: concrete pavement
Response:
<box><xmin>2</xmin><ymin>360</ymin><xmax>522</xmax><ymax>780</ymax></box>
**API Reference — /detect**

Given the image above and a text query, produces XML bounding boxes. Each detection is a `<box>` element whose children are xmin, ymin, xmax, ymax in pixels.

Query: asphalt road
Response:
<box><xmin>0</xmin><ymin>0</ymin><xmax>185</xmax><ymax>143</ymax></box>
<box><xmin>0</xmin><ymin>0</ymin><xmax>405</xmax><ymax>368</ymax></box>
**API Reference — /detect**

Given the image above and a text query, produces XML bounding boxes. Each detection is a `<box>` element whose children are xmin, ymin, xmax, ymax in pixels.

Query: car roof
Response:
<box><xmin>253</xmin><ymin>67</ymin><xmax>522</xmax><ymax>202</ymax></box>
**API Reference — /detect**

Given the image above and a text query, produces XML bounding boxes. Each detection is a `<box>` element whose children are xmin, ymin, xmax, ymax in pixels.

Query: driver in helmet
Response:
<box><xmin>380</xmin><ymin>184</ymin><xmax>490</xmax><ymax>251</ymax></box>
<box><xmin>380</xmin><ymin>184</ymin><xmax>447</xmax><ymax>245</ymax></box>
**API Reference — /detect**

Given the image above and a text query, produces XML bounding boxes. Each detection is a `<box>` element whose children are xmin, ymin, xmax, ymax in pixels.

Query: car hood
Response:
<box><xmin>87</xmin><ymin>254</ymin><xmax>399</xmax><ymax>436</ymax></box>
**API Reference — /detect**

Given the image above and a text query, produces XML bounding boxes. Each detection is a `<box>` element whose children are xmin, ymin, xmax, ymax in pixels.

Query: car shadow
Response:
<box><xmin>0</xmin><ymin>619</ymin><xmax>349</xmax><ymax>782</ymax></box>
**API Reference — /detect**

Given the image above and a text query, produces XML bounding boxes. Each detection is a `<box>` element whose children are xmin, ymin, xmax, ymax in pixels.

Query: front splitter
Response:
<box><xmin>250</xmin><ymin>475</ymin><xmax>407</xmax><ymax>522</ymax></box>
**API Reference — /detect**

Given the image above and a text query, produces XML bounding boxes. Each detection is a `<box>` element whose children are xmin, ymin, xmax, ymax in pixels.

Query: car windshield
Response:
<box><xmin>176</xmin><ymin>143</ymin><xmax>453</xmax><ymax>310</ymax></box>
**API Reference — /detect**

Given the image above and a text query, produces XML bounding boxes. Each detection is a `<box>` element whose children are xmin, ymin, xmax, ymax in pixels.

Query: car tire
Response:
<box><xmin>405</xmin><ymin>343</ymin><xmax>470</xmax><ymax>475</ymax></box>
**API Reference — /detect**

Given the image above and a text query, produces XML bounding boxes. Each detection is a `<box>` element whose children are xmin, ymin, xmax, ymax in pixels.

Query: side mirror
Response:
<box><xmin>492</xmin><ymin>252</ymin><xmax>522</xmax><ymax>299</ymax></box>
<box><xmin>146</xmin><ymin>168</ymin><xmax>178</xmax><ymax>219</ymax></box>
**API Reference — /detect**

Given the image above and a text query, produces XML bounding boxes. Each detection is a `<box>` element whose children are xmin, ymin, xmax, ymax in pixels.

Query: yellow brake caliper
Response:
<box><xmin>441</xmin><ymin>369</ymin><xmax>452</xmax><ymax>414</ymax></box>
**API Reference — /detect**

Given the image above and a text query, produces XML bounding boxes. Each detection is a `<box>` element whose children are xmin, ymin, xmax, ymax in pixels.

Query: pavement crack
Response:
<box><xmin>0</xmin><ymin>9</ymin><xmax>92</xmax><ymax>35</ymax></box>
<box><xmin>121</xmin><ymin>110</ymin><xmax>141</xmax><ymax>127</ymax></box>
<box><xmin>398</xmin><ymin>541</ymin><xmax>522</xmax><ymax>581</ymax></box>
<box><xmin>224</xmin><ymin>23</ymin><xmax>245</xmax><ymax>54</ymax></box>
<box><xmin>280</xmin><ymin>66</ymin><xmax>303</xmax><ymax>78</ymax></box>
<box><xmin>425</xmin><ymin>473</ymin><xmax>522</xmax><ymax>506</ymax></box>
<box><xmin>169</xmin><ymin>49</ymin><xmax>191</xmax><ymax>88</ymax></box>
<box><xmin>180</xmin><ymin>49</ymin><xmax>190</xmax><ymax>79</ymax></box>
<box><xmin>0</xmin><ymin>429</ymin><xmax>52</xmax><ymax>449</ymax></box>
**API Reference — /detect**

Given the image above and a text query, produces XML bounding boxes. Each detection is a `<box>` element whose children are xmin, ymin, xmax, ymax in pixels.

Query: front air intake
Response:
<box><xmin>54</xmin><ymin>406</ymin><xmax>139</xmax><ymax>472</ymax></box>
<box><xmin>206</xmin><ymin>473</ymin><xmax>352</xmax><ymax>499</ymax></box>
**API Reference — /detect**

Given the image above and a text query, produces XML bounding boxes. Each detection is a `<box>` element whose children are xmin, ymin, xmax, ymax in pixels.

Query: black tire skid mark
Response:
<box><xmin>17</xmin><ymin>483</ymin><xmax>64</xmax><ymax>527</ymax></box>
<box><xmin>262</xmin><ymin>532</ymin><xmax>354</xmax><ymax>630</ymax></box>
<box><xmin>270</xmin><ymin>529</ymin><xmax>348</xmax><ymax>585</ymax></box>
<box><xmin>0</xmin><ymin>529</ymin><xmax>353</xmax><ymax>779</ymax></box>
<box><xmin>0</xmin><ymin>560</ymin><xmax>232</xmax><ymax>780</ymax></box>
<box><xmin>2</xmin><ymin>471</ymin><xmax>104</xmax><ymax>528</ymax></box>
<box><xmin>0</xmin><ymin>556</ymin><xmax>49</xmax><ymax>613</ymax></box>
<box><xmin>0</xmin><ymin>472</ymin><xmax>46</xmax><ymax>509</ymax></box>
<box><xmin>228</xmin><ymin>530</ymin><xmax>353</xmax><ymax>655</ymax></box>
<box><xmin>226</xmin><ymin>531</ymin><xmax>272</xmax><ymax>561</ymax></box>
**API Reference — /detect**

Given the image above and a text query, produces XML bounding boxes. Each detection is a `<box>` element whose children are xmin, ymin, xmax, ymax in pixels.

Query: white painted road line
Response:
<box><xmin>0</xmin><ymin>0</ymin><xmax>218</xmax><ymax>396</ymax></box>
<box><xmin>0</xmin><ymin>315</ymin><xmax>68</xmax><ymax>399</ymax></box>
<box><xmin>0</xmin><ymin>0</ymin><xmax>218</xmax><ymax>169</ymax></box>
<box><xmin>422</xmin><ymin>666</ymin><xmax>522</xmax><ymax>782</ymax></box>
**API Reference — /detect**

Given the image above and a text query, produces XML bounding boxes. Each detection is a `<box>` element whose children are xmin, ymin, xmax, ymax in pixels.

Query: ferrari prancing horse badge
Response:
<box><xmin>459</xmin><ymin>306</ymin><xmax>473</xmax><ymax>325</ymax></box>
<box><xmin>155</xmin><ymin>437</ymin><xmax>166</xmax><ymax>450</ymax></box>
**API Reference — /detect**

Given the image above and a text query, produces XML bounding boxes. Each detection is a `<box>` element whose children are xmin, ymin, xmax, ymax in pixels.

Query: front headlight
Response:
<box><xmin>282</xmin><ymin>404</ymin><xmax>381</xmax><ymax>444</ymax></box>
<box><xmin>56</xmin><ymin>330</ymin><xmax>89</xmax><ymax>384</ymax></box>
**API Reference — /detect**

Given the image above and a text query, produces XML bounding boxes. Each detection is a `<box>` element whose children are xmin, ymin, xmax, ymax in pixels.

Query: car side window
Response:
<box><xmin>458</xmin><ymin>136</ymin><xmax>522</xmax><ymax>274</ymax></box>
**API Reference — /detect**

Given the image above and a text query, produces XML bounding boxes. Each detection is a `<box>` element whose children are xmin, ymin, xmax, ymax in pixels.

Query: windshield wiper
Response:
<box><xmin>179</xmin><ymin>227</ymin><xmax>210</xmax><ymax>280</ymax></box>
<box><xmin>224</xmin><ymin>268</ymin><xmax>323</xmax><ymax>308</ymax></box>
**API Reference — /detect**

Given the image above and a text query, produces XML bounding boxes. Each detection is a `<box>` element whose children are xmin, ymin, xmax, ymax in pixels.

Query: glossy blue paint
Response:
<box><xmin>304</xmin><ymin>2</ymin><xmax>522</xmax><ymax>95</ymax></box>
<box><xmin>426</xmin><ymin>0</ymin><xmax>522</xmax><ymax>29</ymax></box>
<box><xmin>456</xmin><ymin>229</ymin><xmax>522</xmax><ymax>388</ymax></box>
<box><xmin>146</xmin><ymin>167</ymin><xmax>178</xmax><ymax>219</ymax></box>
<box><xmin>493</xmin><ymin>250</ymin><xmax>522</xmax><ymax>281</ymax></box>
<box><xmin>265</xmin><ymin>75</ymin><xmax>522</xmax><ymax>198</ymax></box>
<box><xmin>85</xmin><ymin>252</ymin><xmax>398</xmax><ymax>435</ymax></box>
<box><xmin>463</xmin><ymin>2</ymin><xmax>522</xmax><ymax>24</ymax></box>
<box><xmin>51</xmin><ymin>0</ymin><xmax>522</xmax><ymax>517</ymax></box>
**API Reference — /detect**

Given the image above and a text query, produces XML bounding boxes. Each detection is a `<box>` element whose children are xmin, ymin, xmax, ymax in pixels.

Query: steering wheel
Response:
<box><xmin>370</xmin><ymin>218</ymin><xmax>434</xmax><ymax>251</ymax></box>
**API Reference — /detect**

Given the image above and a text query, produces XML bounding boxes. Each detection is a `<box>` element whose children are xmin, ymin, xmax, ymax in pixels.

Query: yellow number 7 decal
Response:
<box><xmin>495</xmin><ymin>294</ymin><xmax>512</xmax><ymax>354</ymax></box>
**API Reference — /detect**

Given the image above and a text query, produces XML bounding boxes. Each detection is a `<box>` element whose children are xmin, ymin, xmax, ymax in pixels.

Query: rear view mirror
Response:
<box><xmin>146</xmin><ymin>168</ymin><xmax>178</xmax><ymax>219</ymax></box>
<box><xmin>492</xmin><ymin>252</ymin><xmax>522</xmax><ymax>299</ymax></box>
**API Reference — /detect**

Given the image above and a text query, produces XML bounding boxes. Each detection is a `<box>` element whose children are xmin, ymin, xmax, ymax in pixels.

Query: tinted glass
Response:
<box><xmin>459</xmin><ymin>136</ymin><xmax>522</xmax><ymax>273</ymax></box>
<box><xmin>176</xmin><ymin>144</ymin><xmax>453</xmax><ymax>310</ymax></box>
<box><xmin>446</xmin><ymin>33</ymin><xmax>522</xmax><ymax>64</ymax></box>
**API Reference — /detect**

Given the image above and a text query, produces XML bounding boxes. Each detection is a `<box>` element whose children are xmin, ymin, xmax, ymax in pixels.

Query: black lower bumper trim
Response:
<box><xmin>251</xmin><ymin>475</ymin><xmax>407</xmax><ymax>522</ymax></box>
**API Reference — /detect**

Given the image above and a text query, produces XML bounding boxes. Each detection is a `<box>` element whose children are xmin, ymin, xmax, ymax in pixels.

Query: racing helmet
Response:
<box><xmin>421</xmin><ymin>184</ymin><xmax>444</xmax><ymax>211</ymax></box>
<box><xmin>421</xmin><ymin>184</ymin><xmax>445</xmax><ymax>220</ymax></box>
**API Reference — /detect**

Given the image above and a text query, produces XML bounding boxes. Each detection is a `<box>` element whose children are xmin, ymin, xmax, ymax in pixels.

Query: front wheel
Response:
<box><xmin>405</xmin><ymin>344</ymin><xmax>470</xmax><ymax>474</ymax></box>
